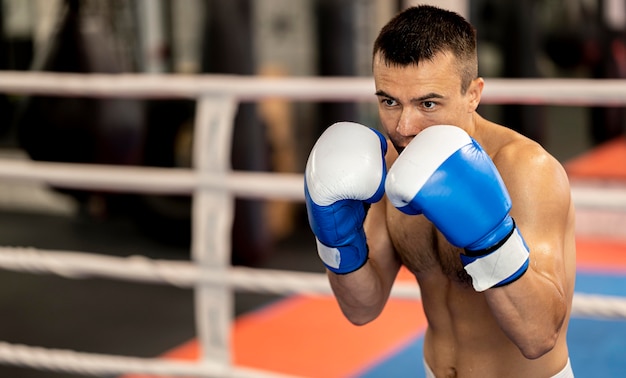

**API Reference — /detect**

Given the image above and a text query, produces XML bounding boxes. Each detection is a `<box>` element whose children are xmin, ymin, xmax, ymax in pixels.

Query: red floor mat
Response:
<box><xmin>565</xmin><ymin>137</ymin><xmax>626</xmax><ymax>181</ymax></box>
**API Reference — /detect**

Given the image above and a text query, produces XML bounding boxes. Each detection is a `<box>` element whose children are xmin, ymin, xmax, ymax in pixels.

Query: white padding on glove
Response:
<box><xmin>463</xmin><ymin>227</ymin><xmax>529</xmax><ymax>292</ymax></box>
<box><xmin>316</xmin><ymin>238</ymin><xmax>341</xmax><ymax>270</ymax></box>
<box><xmin>386</xmin><ymin>125</ymin><xmax>471</xmax><ymax>209</ymax></box>
<box><xmin>306</xmin><ymin>122</ymin><xmax>386</xmax><ymax>206</ymax></box>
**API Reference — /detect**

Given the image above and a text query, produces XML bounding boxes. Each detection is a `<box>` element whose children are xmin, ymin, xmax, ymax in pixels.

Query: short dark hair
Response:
<box><xmin>373</xmin><ymin>5</ymin><xmax>478</xmax><ymax>93</ymax></box>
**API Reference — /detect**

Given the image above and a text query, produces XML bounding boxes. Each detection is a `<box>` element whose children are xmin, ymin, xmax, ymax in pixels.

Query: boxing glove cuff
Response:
<box><xmin>460</xmin><ymin>226</ymin><xmax>530</xmax><ymax>292</ymax></box>
<box><xmin>315</xmin><ymin>232</ymin><xmax>368</xmax><ymax>275</ymax></box>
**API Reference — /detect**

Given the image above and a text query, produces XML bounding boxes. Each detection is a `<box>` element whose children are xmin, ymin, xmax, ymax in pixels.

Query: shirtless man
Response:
<box><xmin>304</xmin><ymin>5</ymin><xmax>576</xmax><ymax>377</ymax></box>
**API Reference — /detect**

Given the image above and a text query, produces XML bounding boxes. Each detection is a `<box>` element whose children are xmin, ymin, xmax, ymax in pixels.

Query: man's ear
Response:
<box><xmin>467</xmin><ymin>77</ymin><xmax>484</xmax><ymax>112</ymax></box>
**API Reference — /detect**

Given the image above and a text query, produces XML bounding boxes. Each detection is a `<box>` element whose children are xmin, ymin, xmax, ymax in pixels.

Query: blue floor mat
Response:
<box><xmin>568</xmin><ymin>317</ymin><xmax>626</xmax><ymax>377</ymax></box>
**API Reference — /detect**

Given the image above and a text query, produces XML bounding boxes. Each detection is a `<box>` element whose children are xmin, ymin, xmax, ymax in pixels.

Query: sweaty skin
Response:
<box><xmin>326</xmin><ymin>52</ymin><xmax>576</xmax><ymax>377</ymax></box>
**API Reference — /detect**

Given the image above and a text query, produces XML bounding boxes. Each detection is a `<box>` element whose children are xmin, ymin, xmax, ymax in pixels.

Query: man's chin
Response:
<box><xmin>392</xmin><ymin>142</ymin><xmax>405</xmax><ymax>155</ymax></box>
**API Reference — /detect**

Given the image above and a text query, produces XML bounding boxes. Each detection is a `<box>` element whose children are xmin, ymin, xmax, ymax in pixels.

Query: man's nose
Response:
<box><xmin>396</xmin><ymin>108</ymin><xmax>419</xmax><ymax>137</ymax></box>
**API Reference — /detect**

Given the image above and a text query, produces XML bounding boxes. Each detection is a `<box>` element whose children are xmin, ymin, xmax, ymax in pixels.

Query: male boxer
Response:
<box><xmin>305</xmin><ymin>5</ymin><xmax>575</xmax><ymax>377</ymax></box>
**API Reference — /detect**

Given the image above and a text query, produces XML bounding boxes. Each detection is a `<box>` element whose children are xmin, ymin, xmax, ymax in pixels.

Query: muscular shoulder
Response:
<box><xmin>492</xmin><ymin>133</ymin><xmax>572</xmax><ymax>213</ymax></box>
<box><xmin>494</xmin><ymin>135</ymin><xmax>567</xmax><ymax>185</ymax></box>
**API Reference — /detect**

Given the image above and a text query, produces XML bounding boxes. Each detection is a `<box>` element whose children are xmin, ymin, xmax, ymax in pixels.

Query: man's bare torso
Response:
<box><xmin>384</xmin><ymin>201</ymin><xmax>574</xmax><ymax>377</ymax></box>
<box><xmin>381</xmin><ymin>123</ymin><xmax>575</xmax><ymax>377</ymax></box>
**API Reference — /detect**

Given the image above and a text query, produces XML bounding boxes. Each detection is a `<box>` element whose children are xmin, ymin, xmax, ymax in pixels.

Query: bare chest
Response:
<box><xmin>385</xmin><ymin>202</ymin><xmax>471</xmax><ymax>284</ymax></box>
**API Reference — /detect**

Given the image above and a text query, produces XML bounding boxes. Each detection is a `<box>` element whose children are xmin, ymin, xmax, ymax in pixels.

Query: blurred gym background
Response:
<box><xmin>0</xmin><ymin>0</ymin><xmax>624</xmax><ymax>262</ymax></box>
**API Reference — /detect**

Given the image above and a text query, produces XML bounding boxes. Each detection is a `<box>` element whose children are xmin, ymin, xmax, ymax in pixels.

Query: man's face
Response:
<box><xmin>373</xmin><ymin>51</ymin><xmax>478</xmax><ymax>154</ymax></box>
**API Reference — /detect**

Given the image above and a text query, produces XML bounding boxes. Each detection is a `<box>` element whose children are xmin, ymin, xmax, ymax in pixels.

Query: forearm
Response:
<box><xmin>485</xmin><ymin>267</ymin><xmax>567</xmax><ymax>359</ymax></box>
<box><xmin>327</xmin><ymin>258</ymin><xmax>398</xmax><ymax>325</ymax></box>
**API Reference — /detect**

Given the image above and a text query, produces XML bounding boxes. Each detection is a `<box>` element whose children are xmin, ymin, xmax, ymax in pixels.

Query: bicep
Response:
<box><xmin>503</xmin><ymin>151</ymin><xmax>572</xmax><ymax>291</ymax></box>
<box><xmin>327</xmin><ymin>198</ymin><xmax>401</xmax><ymax>324</ymax></box>
<box><xmin>486</xmin><ymin>151</ymin><xmax>574</xmax><ymax>353</ymax></box>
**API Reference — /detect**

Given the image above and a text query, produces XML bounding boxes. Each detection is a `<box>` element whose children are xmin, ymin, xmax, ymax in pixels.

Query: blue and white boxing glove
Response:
<box><xmin>305</xmin><ymin>122</ymin><xmax>387</xmax><ymax>274</ymax></box>
<box><xmin>385</xmin><ymin>125</ymin><xmax>529</xmax><ymax>291</ymax></box>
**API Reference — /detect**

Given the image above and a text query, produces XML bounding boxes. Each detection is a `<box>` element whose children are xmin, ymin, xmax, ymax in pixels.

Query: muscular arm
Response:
<box><xmin>328</xmin><ymin>144</ymin><xmax>402</xmax><ymax>325</ymax></box>
<box><xmin>328</xmin><ymin>198</ymin><xmax>402</xmax><ymax>325</ymax></box>
<box><xmin>484</xmin><ymin>144</ymin><xmax>574</xmax><ymax>359</ymax></box>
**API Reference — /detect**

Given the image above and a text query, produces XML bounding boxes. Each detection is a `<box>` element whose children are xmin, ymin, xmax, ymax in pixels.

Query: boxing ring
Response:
<box><xmin>0</xmin><ymin>71</ymin><xmax>625</xmax><ymax>377</ymax></box>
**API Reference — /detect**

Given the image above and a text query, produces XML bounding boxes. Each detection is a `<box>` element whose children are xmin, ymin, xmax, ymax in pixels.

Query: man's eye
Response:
<box><xmin>383</xmin><ymin>99</ymin><xmax>397</xmax><ymax>106</ymax></box>
<box><xmin>423</xmin><ymin>101</ymin><xmax>436</xmax><ymax>109</ymax></box>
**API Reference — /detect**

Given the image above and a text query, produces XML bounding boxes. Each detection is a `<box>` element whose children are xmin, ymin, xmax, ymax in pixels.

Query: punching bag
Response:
<box><xmin>16</xmin><ymin>0</ymin><xmax>145</xmax><ymax>203</ymax></box>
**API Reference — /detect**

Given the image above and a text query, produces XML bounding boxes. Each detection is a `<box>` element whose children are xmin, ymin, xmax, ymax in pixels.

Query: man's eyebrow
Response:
<box><xmin>374</xmin><ymin>90</ymin><xmax>445</xmax><ymax>102</ymax></box>
<box><xmin>414</xmin><ymin>92</ymin><xmax>445</xmax><ymax>102</ymax></box>
<box><xmin>375</xmin><ymin>90</ymin><xmax>394</xmax><ymax>98</ymax></box>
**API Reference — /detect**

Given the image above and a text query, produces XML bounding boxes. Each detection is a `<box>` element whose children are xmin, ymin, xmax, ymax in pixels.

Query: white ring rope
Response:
<box><xmin>0</xmin><ymin>246</ymin><xmax>334</xmax><ymax>295</ymax></box>
<box><xmin>0</xmin><ymin>341</ymin><xmax>297</xmax><ymax>378</ymax></box>
<box><xmin>0</xmin><ymin>159</ymin><xmax>304</xmax><ymax>200</ymax></box>
<box><xmin>0</xmin><ymin>159</ymin><xmax>621</xmax><ymax>210</ymax></box>
<box><xmin>2</xmin><ymin>71</ymin><xmax>626</xmax><ymax>105</ymax></box>
<box><xmin>0</xmin><ymin>71</ymin><xmax>625</xmax><ymax>377</ymax></box>
<box><xmin>570</xmin><ymin>185</ymin><xmax>626</xmax><ymax>211</ymax></box>
<box><xmin>0</xmin><ymin>246</ymin><xmax>624</xmax><ymax>319</ymax></box>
